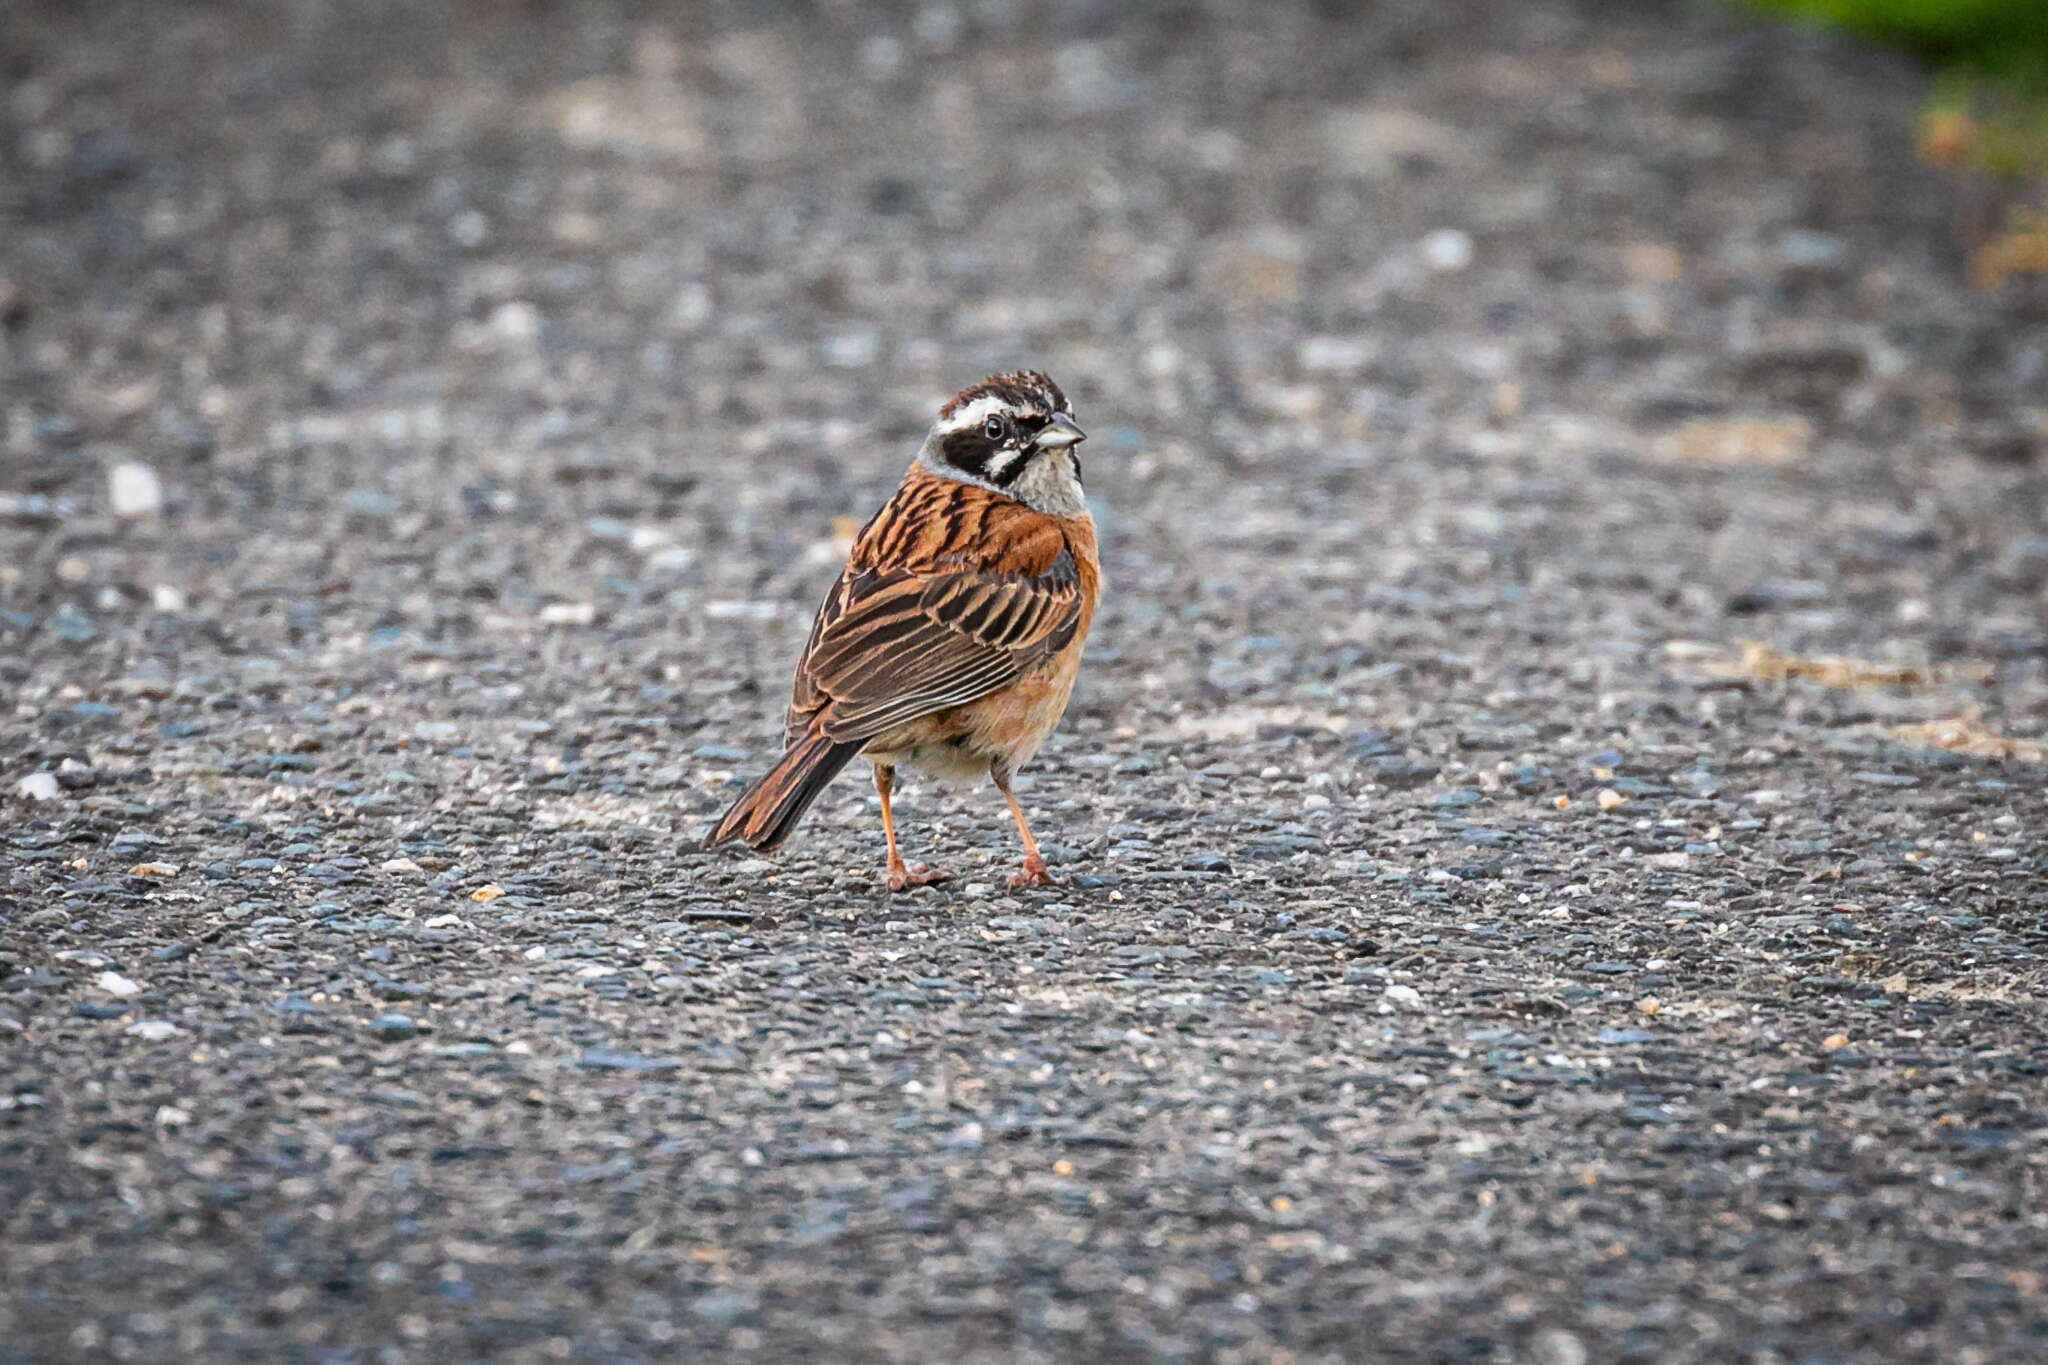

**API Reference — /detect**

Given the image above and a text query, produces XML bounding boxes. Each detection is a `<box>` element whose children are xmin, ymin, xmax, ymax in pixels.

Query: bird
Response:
<box><xmin>707</xmin><ymin>370</ymin><xmax>1100</xmax><ymax>892</ymax></box>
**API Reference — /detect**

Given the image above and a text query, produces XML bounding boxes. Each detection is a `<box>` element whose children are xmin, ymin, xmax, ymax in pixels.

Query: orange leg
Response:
<box><xmin>994</xmin><ymin>771</ymin><xmax>1058</xmax><ymax>889</ymax></box>
<box><xmin>874</xmin><ymin>764</ymin><xmax>948</xmax><ymax>893</ymax></box>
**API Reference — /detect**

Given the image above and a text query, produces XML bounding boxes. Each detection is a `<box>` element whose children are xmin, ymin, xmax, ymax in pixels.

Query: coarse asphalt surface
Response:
<box><xmin>3</xmin><ymin>1</ymin><xmax>2047</xmax><ymax>1361</ymax></box>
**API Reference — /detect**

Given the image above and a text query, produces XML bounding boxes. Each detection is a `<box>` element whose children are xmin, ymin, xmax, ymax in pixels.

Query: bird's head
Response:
<box><xmin>919</xmin><ymin>371</ymin><xmax>1088</xmax><ymax>516</ymax></box>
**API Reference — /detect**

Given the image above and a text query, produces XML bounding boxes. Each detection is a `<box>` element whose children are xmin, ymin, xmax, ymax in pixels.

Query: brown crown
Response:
<box><xmin>939</xmin><ymin>370</ymin><xmax>1069</xmax><ymax>420</ymax></box>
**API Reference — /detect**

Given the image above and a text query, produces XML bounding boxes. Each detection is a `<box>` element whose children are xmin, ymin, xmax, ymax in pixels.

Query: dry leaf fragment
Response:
<box><xmin>1969</xmin><ymin>208</ymin><xmax>2048</xmax><ymax>291</ymax></box>
<box><xmin>1673</xmin><ymin>640</ymin><xmax>1993</xmax><ymax>692</ymax></box>
<box><xmin>1917</xmin><ymin>108</ymin><xmax>1977</xmax><ymax>169</ymax></box>
<box><xmin>1622</xmin><ymin>242</ymin><xmax>1681</xmax><ymax>284</ymax></box>
<box><xmin>1889</xmin><ymin>715</ymin><xmax>2044</xmax><ymax>764</ymax></box>
<box><xmin>545</xmin><ymin>80</ymin><xmax>709</xmax><ymax>162</ymax></box>
<box><xmin>1652</xmin><ymin>418</ymin><xmax>1809</xmax><ymax>467</ymax></box>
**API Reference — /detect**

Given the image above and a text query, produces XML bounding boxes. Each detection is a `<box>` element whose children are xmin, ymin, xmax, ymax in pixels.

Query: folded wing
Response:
<box><xmin>789</xmin><ymin>548</ymin><xmax>1083</xmax><ymax>745</ymax></box>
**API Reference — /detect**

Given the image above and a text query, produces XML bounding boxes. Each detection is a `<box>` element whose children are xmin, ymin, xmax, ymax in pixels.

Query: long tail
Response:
<box><xmin>705</xmin><ymin>731</ymin><xmax>864</xmax><ymax>852</ymax></box>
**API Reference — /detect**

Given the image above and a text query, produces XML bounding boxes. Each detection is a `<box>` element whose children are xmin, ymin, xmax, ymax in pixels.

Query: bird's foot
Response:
<box><xmin>887</xmin><ymin>862</ymin><xmax>952</xmax><ymax>893</ymax></box>
<box><xmin>1007</xmin><ymin>855</ymin><xmax>1059</xmax><ymax>890</ymax></box>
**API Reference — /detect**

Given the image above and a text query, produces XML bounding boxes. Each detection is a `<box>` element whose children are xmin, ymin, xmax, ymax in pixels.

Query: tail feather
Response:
<box><xmin>705</xmin><ymin>731</ymin><xmax>864</xmax><ymax>852</ymax></box>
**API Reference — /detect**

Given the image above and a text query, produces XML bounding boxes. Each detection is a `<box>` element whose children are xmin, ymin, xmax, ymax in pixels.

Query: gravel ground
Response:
<box><xmin>5</xmin><ymin>1</ymin><xmax>2048</xmax><ymax>1361</ymax></box>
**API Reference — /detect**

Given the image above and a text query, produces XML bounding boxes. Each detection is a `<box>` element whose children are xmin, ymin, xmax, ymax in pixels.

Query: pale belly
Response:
<box><xmin>861</xmin><ymin>643</ymin><xmax>1084</xmax><ymax>781</ymax></box>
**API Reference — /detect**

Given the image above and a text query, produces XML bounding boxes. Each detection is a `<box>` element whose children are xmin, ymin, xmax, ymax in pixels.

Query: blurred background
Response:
<box><xmin>3</xmin><ymin>0</ymin><xmax>2044</xmax><ymax>763</ymax></box>
<box><xmin>4</xmin><ymin>0</ymin><xmax>2047</xmax><ymax>791</ymax></box>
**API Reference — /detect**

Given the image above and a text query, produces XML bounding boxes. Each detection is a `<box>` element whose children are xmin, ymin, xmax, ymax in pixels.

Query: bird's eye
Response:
<box><xmin>983</xmin><ymin>415</ymin><xmax>1006</xmax><ymax>441</ymax></box>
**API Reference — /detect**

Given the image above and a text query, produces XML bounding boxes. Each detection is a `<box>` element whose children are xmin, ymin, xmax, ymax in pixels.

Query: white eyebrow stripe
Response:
<box><xmin>937</xmin><ymin>395</ymin><xmax>1014</xmax><ymax>431</ymax></box>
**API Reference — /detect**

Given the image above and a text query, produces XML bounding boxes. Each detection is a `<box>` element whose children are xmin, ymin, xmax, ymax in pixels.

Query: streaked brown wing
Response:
<box><xmin>785</xmin><ymin>572</ymin><xmax>851</xmax><ymax>742</ymax></box>
<box><xmin>788</xmin><ymin>551</ymin><xmax>1082</xmax><ymax>745</ymax></box>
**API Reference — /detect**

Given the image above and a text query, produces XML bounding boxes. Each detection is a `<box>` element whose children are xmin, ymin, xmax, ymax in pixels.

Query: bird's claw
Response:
<box><xmin>888</xmin><ymin>862</ymin><xmax>952</xmax><ymax>893</ymax></box>
<box><xmin>1007</xmin><ymin>856</ymin><xmax>1059</xmax><ymax>889</ymax></box>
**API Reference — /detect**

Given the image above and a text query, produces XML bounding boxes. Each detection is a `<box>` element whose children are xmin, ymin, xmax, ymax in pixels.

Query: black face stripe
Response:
<box><xmin>940</xmin><ymin>424</ymin><xmax>1035</xmax><ymax>487</ymax></box>
<box><xmin>988</xmin><ymin>447</ymin><xmax>1030</xmax><ymax>487</ymax></box>
<box><xmin>939</xmin><ymin>429</ymin><xmax>1001</xmax><ymax>479</ymax></box>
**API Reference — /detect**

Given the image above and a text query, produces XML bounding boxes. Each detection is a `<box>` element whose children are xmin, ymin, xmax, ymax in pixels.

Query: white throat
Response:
<box><xmin>915</xmin><ymin>438</ymin><xmax>1090</xmax><ymax>520</ymax></box>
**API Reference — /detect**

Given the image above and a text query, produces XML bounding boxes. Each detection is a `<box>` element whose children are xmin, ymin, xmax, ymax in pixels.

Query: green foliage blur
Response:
<box><xmin>1748</xmin><ymin>0</ymin><xmax>2048</xmax><ymax>80</ymax></box>
<box><xmin>1748</xmin><ymin>1</ymin><xmax>2048</xmax><ymax>287</ymax></box>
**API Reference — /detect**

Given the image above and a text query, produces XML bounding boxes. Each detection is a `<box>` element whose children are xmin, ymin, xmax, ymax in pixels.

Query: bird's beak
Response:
<box><xmin>1033</xmin><ymin>412</ymin><xmax>1086</xmax><ymax>449</ymax></box>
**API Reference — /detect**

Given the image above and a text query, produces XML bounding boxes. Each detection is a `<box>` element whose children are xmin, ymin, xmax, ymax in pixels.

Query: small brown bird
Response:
<box><xmin>707</xmin><ymin>371</ymin><xmax>1101</xmax><ymax>892</ymax></box>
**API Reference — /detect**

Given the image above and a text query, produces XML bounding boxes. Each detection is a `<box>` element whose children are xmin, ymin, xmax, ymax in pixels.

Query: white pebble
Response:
<box><xmin>1421</xmin><ymin>227</ymin><xmax>1474</xmax><ymax>272</ymax></box>
<box><xmin>108</xmin><ymin>461</ymin><xmax>164</xmax><ymax>517</ymax></box>
<box><xmin>1297</xmin><ymin>336</ymin><xmax>1375</xmax><ymax>373</ymax></box>
<box><xmin>126</xmin><ymin>1019</ymin><xmax>184</xmax><ymax>1041</ymax></box>
<box><xmin>151</xmin><ymin>583</ymin><xmax>187</xmax><ymax>612</ymax></box>
<box><xmin>17</xmin><ymin>772</ymin><xmax>60</xmax><ymax>801</ymax></box>
<box><xmin>97</xmin><ymin>971</ymin><xmax>142</xmax><ymax>998</ymax></box>
<box><xmin>1383</xmin><ymin>983</ymin><xmax>1423</xmax><ymax>1006</ymax></box>
<box><xmin>704</xmin><ymin>600</ymin><xmax>777</xmax><ymax>621</ymax></box>
<box><xmin>668</xmin><ymin>282</ymin><xmax>713</xmax><ymax>330</ymax></box>
<box><xmin>538</xmin><ymin>601</ymin><xmax>596</xmax><ymax>626</ymax></box>
<box><xmin>824</xmin><ymin>330</ymin><xmax>879</xmax><ymax>367</ymax></box>
<box><xmin>490</xmin><ymin>300</ymin><xmax>540</xmax><ymax>342</ymax></box>
<box><xmin>645</xmin><ymin>545</ymin><xmax>696</xmax><ymax>573</ymax></box>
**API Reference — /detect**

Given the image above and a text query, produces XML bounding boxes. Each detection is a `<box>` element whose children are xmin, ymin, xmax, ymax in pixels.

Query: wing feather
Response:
<box><xmin>790</xmin><ymin>548</ymin><xmax>1082</xmax><ymax>745</ymax></box>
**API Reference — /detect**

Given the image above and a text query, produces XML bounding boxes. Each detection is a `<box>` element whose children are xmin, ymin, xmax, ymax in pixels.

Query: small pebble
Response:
<box><xmin>1421</xmin><ymin>227</ymin><xmax>1474</xmax><ymax>272</ymax></box>
<box><xmin>108</xmin><ymin>461</ymin><xmax>164</xmax><ymax>517</ymax></box>
<box><xmin>97</xmin><ymin>972</ymin><xmax>142</xmax><ymax>998</ymax></box>
<box><xmin>369</xmin><ymin>1013</ymin><xmax>417</xmax><ymax>1041</ymax></box>
<box><xmin>539</xmin><ymin>602</ymin><xmax>596</xmax><ymax>626</ymax></box>
<box><xmin>17</xmin><ymin>772</ymin><xmax>60</xmax><ymax>801</ymax></box>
